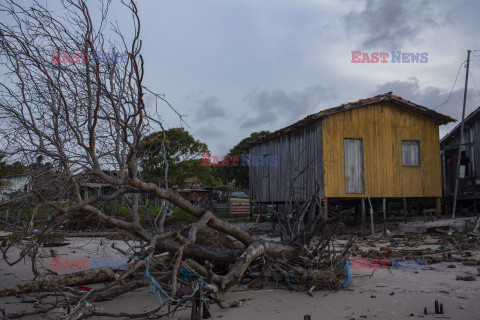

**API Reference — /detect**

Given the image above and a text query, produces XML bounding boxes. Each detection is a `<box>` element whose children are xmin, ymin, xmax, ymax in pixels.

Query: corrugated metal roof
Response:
<box><xmin>440</xmin><ymin>105</ymin><xmax>480</xmax><ymax>145</ymax></box>
<box><xmin>246</xmin><ymin>92</ymin><xmax>456</xmax><ymax>147</ymax></box>
<box><xmin>230</xmin><ymin>191</ymin><xmax>249</xmax><ymax>198</ymax></box>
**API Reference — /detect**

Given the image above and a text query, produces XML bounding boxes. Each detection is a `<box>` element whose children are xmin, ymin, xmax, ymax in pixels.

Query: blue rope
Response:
<box><xmin>272</xmin><ymin>264</ymin><xmax>298</xmax><ymax>284</ymax></box>
<box><xmin>144</xmin><ymin>258</ymin><xmax>204</xmax><ymax>307</ymax></box>
<box><xmin>143</xmin><ymin>205</ymin><xmax>158</xmax><ymax>231</ymax></box>
<box><xmin>337</xmin><ymin>259</ymin><xmax>352</xmax><ymax>288</ymax></box>
<box><xmin>179</xmin><ymin>264</ymin><xmax>207</xmax><ymax>284</ymax></box>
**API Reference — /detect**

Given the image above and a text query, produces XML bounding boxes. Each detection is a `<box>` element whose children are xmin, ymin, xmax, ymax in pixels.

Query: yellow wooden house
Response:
<box><xmin>247</xmin><ymin>92</ymin><xmax>455</xmax><ymax>216</ymax></box>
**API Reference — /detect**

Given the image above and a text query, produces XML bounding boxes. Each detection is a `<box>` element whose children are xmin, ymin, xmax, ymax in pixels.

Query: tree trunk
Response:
<box><xmin>0</xmin><ymin>268</ymin><xmax>115</xmax><ymax>297</ymax></box>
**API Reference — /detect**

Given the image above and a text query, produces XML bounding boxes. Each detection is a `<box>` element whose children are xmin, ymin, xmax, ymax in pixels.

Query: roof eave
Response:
<box><xmin>247</xmin><ymin>93</ymin><xmax>456</xmax><ymax>148</ymax></box>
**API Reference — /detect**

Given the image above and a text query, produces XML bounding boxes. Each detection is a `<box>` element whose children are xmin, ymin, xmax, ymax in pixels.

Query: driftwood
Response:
<box><xmin>53</xmin><ymin>232</ymin><xmax>120</xmax><ymax>238</ymax></box>
<box><xmin>456</xmin><ymin>275</ymin><xmax>476</xmax><ymax>281</ymax></box>
<box><xmin>0</xmin><ymin>268</ymin><xmax>115</xmax><ymax>297</ymax></box>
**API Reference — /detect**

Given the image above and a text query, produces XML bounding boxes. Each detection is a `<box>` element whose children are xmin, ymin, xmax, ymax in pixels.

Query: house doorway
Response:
<box><xmin>344</xmin><ymin>138</ymin><xmax>364</xmax><ymax>194</ymax></box>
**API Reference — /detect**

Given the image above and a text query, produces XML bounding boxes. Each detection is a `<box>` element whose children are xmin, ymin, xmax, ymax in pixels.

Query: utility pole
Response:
<box><xmin>452</xmin><ymin>50</ymin><xmax>471</xmax><ymax>219</ymax></box>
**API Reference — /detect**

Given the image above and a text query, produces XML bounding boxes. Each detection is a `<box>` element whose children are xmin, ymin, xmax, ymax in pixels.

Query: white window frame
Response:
<box><xmin>402</xmin><ymin>140</ymin><xmax>421</xmax><ymax>166</ymax></box>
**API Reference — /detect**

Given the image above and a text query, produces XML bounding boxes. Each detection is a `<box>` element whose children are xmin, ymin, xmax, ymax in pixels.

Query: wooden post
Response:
<box><xmin>324</xmin><ymin>198</ymin><xmax>328</xmax><ymax>218</ymax></box>
<box><xmin>418</xmin><ymin>200</ymin><xmax>423</xmax><ymax>217</ymax></box>
<box><xmin>441</xmin><ymin>151</ymin><xmax>447</xmax><ymax>198</ymax></box>
<box><xmin>445</xmin><ymin>198</ymin><xmax>451</xmax><ymax>217</ymax></box>
<box><xmin>436</xmin><ymin>197</ymin><xmax>442</xmax><ymax>218</ymax></box>
<box><xmin>403</xmin><ymin>197</ymin><xmax>408</xmax><ymax>223</ymax></box>
<box><xmin>361</xmin><ymin>198</ymin><xmax>366</xmax><ymax>238</ymax></box>
<box><xmin>474</xmin><ymin>196</ymin><xmax>477</xmax><ymax>215</ymax></box>
<box><xmin>191</xmin><ymin>287</ymin><xmax>203</xmax><ymax>320</ymax></box>
<box><xmin>383</xmin><ymin>198</ymin><xmax>387</xmax><ymax>235</ymax></box>
<box><xmin>369</xmin><ymin>206</ymin><xmax>374</xmax><ymax>237</ymax></box>
<box><xmin>249</xmin><ymin>202</ymin><xmax>253</xmax><ymax>221</ymax></box>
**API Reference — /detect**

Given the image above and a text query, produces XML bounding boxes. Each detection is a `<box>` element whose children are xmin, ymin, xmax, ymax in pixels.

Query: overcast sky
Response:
<box><xmin>49</xmin><ymin>0</ymin><xmax>480</xmax><ymax>155</ymax></box>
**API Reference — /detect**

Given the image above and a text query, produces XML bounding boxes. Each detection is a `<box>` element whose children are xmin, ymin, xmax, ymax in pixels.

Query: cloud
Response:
<box><xmin>195</xmin><ymin>124</ymin><xmax>225</xmax><ymax>139</ymax></box>
<box><xmin>372</xmin><ymin>76</ymin><xmax>480</xmax><ymax>137</ymax></box>
<box><xmin>194</xmin><ymin>95</ymin><xmax>228</xmax><ymax>120</ymax></box>
<box><xmin>240</xmin><ymin>85</ymin><xmax>337</xmax><ymax>130</ymax></box>
<box><xmin>344</xmin><ymin>0</ymin><xmax>444</xmax><ymax>49</ymax></box>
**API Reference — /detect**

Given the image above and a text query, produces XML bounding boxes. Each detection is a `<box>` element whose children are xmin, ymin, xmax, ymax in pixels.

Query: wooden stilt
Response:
<box><xmin>249</xmin><ymin>202</ymin><xmax>253</xmax><ymax>221</ymax></box>
<box><xmin>445</xmin><ymin>198</ymin><xmax>451</xmax><ymax>217</ymax></box>
<box><xmin>418</xmin><ymin>200</ymin><xmax>424</xmax><ymax>218</ymax></box>
<box><xmin>436</xmin><ymin>197</ymin><xmax>442</xmax><ymax>218</ymax></box>
<box><xmin>403</xmin><ymin>197</ymin><xmax>408</xmax><ymax>223</ymax></box>
<box><xmin>361</xmin><ymin>198</ymin><xmax>366</xmax><ymax>238</ymax></box>
<box><xmin>383</xmin><ymin>198</ymin><xmax>387</xmax><ymax>235</ymax></box>
<box><xmin>369</xmin><ymin>204</ymin><xmax>374</xmax><ymax>236</ymax></box>
<box><xmin>324</xmin><ymin>198</ymin><xmax>328</xmax><ymax>218</ymax></box>
<box><xmin>191</xmin><ymin>287</ymin><xmax>203</xmax><ymax>320</ymax></box>
<box><xmin>255</xmin><ymin>204</ymin><xmax>262</xmax><ymax>223</ymax></box>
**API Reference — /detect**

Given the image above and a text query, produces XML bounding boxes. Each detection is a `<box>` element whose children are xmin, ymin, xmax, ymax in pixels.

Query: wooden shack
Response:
<box><xmin>440</xmin><ymin>106</ymin><xmax>480</xmax><ymax>212</ymax></box>
<box><xmin>0</xmin><ymin>174</ymin><xmax>31</xmax><ymax>201</ymax></box>
<box><xmin>247</xmin><ymin>92</ymin><xmax>455</xmax><ymax>216</ymax></box>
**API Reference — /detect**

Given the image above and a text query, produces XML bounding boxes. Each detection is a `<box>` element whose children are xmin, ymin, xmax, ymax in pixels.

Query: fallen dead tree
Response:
<box><xmin>0</xmin><ymin>269</ymin><xmax>115</xmax><ymax>297</ymax></box>
<box><xmin>0</xmin><ymin>1</ymin><xmax>352</xmax><ymax>318</ymax></box>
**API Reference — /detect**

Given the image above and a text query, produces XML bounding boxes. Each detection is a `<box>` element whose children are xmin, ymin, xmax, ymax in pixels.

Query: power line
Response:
<box><xmin>469</xmin><ymin>68</ymin><xmax>480</xmax><ymax>100</ymax></box>
<box><xmin>434</xmin><ymin>61</ymin><xmax>466</xmax><ymax>111</ymax></box>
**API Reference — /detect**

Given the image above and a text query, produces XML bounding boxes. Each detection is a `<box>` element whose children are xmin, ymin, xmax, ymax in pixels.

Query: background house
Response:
<box><xmin>440</xmin><ymin>106</ymin><xmax>480</xmax><ymax>214</ymax></box>
<box><xmin>177</xmin><ymin>177</ymin><xmax>227</xmax><ymax>211</ymax></box>
<box><xmin>0</xmin><ymin>174</ymin><xmax>31</xmax><ymax>201</ymax></box>
<box><xmin>247</xmin><ymin>92</ymin><xmax>455</xmax><ymax>217</ymax></box>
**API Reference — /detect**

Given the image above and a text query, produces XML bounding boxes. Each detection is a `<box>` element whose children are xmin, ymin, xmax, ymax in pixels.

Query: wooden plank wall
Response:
<box><xmin>441</xmin><ymin>116</ymin><xmax>480</xmax><ymax>194</ymax></box>
<box><xmin>470</xmin><ymin>120</ymin><xmax>480</xmax><ymax>177</ymax></box>
<box><xmin>249</xmin><ymin>121</ymin><xmax>323</xmax><ymax>203</ymax></box>
<box><xmin>444</xmin><ymin>118</ymin><xmax>480</xmax><ymax>177</ymax></box>
<box><xmin>322</xmin><ymin>102</ymin><xmax>442</xmax><ymax>198</ymax></box>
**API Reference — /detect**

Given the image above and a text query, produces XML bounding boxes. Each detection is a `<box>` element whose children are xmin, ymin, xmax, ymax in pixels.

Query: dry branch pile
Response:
<box><xmin>0</xmin><ymin>1</ymin><xmax>352</xmax><ymax>318</ymax></box>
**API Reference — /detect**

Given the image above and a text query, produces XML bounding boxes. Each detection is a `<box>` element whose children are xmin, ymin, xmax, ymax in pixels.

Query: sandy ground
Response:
<box><xmin>1</xmin><ymin>226</ymin><xmax>479</xmax><ymax>320</ymax></box>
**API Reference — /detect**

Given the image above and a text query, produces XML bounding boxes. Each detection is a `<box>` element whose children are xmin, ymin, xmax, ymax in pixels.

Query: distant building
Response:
<box><xmin>440</xmin><ymin>106</ymin><xmax>480</xmax><ymax>201</ymax></box>
<box><xmin>75</xmin><ymin>170</ymin><xmax>117</xmax><ymax>199</ymax></box>
<box><xmin>247</xmin><ymin>92</ymin><xmax>455</xmax><ymax>215</ymax></box>
<box><xmin>176</xmin><ymin>177</ymin><xmax>225</xmax><ymax>209</ymax></box>
<box><xmin>0</xmin><ymin>174</ymin><xmax>31</xmax><ymax>201</ymax></box>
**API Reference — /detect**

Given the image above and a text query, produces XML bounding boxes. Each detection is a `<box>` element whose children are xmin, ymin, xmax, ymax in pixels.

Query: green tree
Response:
<box><xmin>138</xmin><ymin>128</ymin><xmax>221</xmax><ymax>187</ymax></box>
<box><xmin>0</xmin><ymin>154</ymin><xmax>27</xmax><ymax>177</ymax></box>
<box><xmin>0</xmin><ymin>154</ymin><xmax>28</xmax><ymax>187</ymax></box>
<box><xmin>215</xmin><ymin>131</ymin><xmax>270</xmax><ymax>189</ymax></box>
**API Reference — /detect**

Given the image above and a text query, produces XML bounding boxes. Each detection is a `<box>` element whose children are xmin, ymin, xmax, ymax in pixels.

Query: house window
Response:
<box><xmin>262</xmin><ymin>155</ymin><xmax>269</xmax><ymax>177</ymax></box>
<box><xmin>402</xmin><ymin>140</ymin><xmax>421</xmax><ymax>166</ymax></box>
